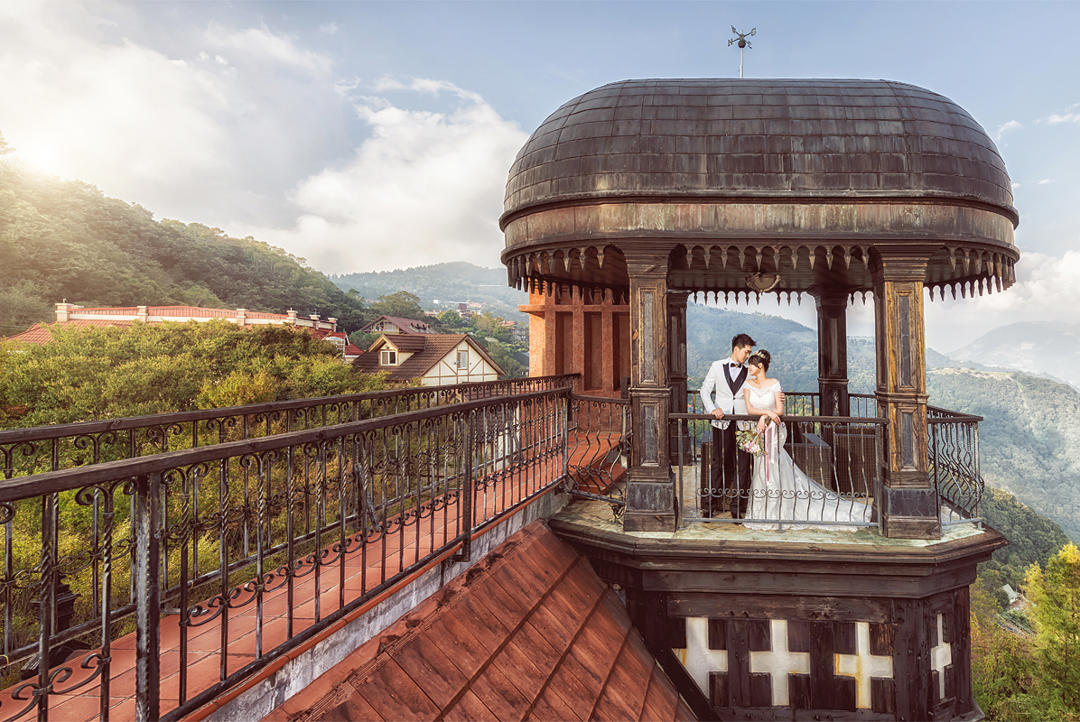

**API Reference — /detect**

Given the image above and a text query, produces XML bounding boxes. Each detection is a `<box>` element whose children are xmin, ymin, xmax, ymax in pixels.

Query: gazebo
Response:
<box><xmin>502</xmin><ymin>78</ymin><xmax>1016</xmax><ymax>720</ymax></box>
<box><xmin>502</xmin><ymin>78</ymin><xmax>1017</xmax><ymax>537</ymax></box>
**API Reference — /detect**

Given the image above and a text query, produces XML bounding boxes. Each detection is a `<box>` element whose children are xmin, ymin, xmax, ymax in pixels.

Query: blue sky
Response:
<box><xmin>2</xmin><ymin>1</ymin><xmax>1078</xmax><ymax>348</ymax></box>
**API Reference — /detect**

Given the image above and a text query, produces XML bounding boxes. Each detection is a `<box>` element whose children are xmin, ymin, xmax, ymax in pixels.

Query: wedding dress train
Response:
<box><xmin>743</xmin><ymin>382</ymin><xmax>873</xmax><ymax>531</ymax></box>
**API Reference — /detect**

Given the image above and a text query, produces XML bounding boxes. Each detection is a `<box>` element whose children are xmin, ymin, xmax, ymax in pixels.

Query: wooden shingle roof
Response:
<box><xmin>265</xmin><ymin>522</ymin><xmax>693</xmax><ymax>721</ymax></box>
<box><xmin>354</xmin><ymin>333</ymin><xmax>505</xmax><ymax>381</ymax></box>
<box><xmin>503</xmin><ymin>78</ymin><xmax>1015</xmax><ymax>222</ymax></box>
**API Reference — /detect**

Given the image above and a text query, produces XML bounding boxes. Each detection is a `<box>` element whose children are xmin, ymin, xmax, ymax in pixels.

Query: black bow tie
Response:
<box><xmin>730</xmin><ymin>363</ymin><xmax>743</xmax><ymax>369</ymax></box>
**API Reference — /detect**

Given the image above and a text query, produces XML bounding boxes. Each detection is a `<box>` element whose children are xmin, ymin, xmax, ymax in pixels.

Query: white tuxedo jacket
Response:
<box><xmin>699</xmin><ymin>358</ymin><xmax>749</xmax><ymax>430</ymax></box>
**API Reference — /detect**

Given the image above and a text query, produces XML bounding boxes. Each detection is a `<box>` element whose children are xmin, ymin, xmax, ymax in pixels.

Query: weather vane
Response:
<box><xmin>728</xmin><ymin>26</ymin><xmax>757</xmax><ymax>79</ymax></box>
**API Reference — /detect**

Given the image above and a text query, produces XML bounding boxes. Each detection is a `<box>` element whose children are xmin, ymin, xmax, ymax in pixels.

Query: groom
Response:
<box><xmin>699</xmin><ymin>333</ymin><xmax>756</xmax><ymax>518</ymax></box>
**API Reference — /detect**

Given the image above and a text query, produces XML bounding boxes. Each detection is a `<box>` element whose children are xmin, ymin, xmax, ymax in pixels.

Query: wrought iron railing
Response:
<box><xmin>566</xmin><ymin>395</ymin><xmax>630</xmax><ymax>515</ymax></box>
<box><xmin>0</xmin><ymin>388</ymin><xmax>570</xmax><ymax>721</ymax></box>
<box><xmin>684</xmin><ymin>389</ymin><xmax>878</xmax><ymax>418</ymax></box>
<box><xmin>672</xmin><ymin>411</ymin><xmax>884</xmax><ymax>529</ymax></box>
<box><xmin>928</xmin><ymin>406</ymin><xmax>984</xmax><ymax>524</ymax></box>
<box><xmin>0</xmin><ymin>375</ymin><xmax>578</xmax><ymax>481</ymax></box>
<box><xmin>683</xmin><ymin>389</ymin><xmax>985</xmax><ymax>526</ymax></box>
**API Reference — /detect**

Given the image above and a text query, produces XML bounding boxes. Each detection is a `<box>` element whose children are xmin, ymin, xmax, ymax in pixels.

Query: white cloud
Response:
<box><xmin>0</xmin><ymin>1</ymin><xmax>345</xmax><ymax>228</ymax></box>
<box><xmin>238</xmin><ymin>80</ymin><xmax>527</xmax><ymax>273</ymax></box>
<box><xmin>1046</xmin><ymin>102</ymin><xmax>1080</xmax><ymax>124</ymax></box>
<box><xmin>202</xmin><ymin>22</ymin><xmax>331</xmax><ymax>75</ymax></box>
<box><xmin>319</xmin><ymin>22</ymin><xmax>339</xmax><ymax>35</ymax></box>
<box><xmin>994</xmin><ymin>119</ymin><xmax>1022</xmax><ymax>142</ymax></box>
<box><xmin>1037</xmin><ymin>178</ymin><xmax>1056</xmax><ymax>185</ymax></box>
<box><xmin>926</xmin><ymin>250</ymin><xmax>1080</xmax><ymax>351</ymax></box>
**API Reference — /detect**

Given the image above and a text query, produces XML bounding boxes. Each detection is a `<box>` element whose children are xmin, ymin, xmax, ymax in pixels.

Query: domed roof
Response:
<box><xmin>502</xmin><ymin>79</ymin><xmax>1016</xmax><ymax>225</ymax></box>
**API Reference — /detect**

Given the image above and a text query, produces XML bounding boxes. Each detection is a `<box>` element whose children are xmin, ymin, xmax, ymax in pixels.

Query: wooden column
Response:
<box><xmin>600</xmin><ymin>292</ymin><xmax>615</xmax><ymax>393</ymax></box>
<box><xmin>873</xmin><ymin>251</ymin><xmax>939</xmax><ymax>539</ymax></box>
<box><xmin>814</xmin><ymin>287</ymin><xmax>850</xmax><ymax>418</ymax></box>
<box><xmin>624</xmin><ymin>250</ymin><xmax>675</xmax><ymax>532</ymax></box>
<box><xmin>667</xmin><ymin>292</ymin><xmax>689</xmax><ymax>463</ymax></box>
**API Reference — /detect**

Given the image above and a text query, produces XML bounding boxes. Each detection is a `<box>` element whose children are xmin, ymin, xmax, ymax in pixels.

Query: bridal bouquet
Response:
<box><xmin>735</xmin><ymin>428</ymin><xmax>765</xmax><ymax>457</ymax></box>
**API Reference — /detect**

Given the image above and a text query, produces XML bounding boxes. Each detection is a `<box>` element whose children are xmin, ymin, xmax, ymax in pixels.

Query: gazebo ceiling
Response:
<box><xmin>501</xmin><ymin>79</ymin><xmax>1019</xmax><ymax>297</ymax></box>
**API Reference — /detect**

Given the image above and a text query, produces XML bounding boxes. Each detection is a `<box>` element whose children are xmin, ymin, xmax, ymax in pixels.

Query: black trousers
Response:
<box><xmin>707</xmin><ymin>424</ymin><xmax>752</xmax><ymax>517</ymax></box>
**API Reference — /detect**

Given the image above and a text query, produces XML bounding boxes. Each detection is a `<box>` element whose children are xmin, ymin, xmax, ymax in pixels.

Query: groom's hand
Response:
<box><xmin>711</xmin><ymin>409</ymin><xmax>725</xmax><ymax>419</ymax></box>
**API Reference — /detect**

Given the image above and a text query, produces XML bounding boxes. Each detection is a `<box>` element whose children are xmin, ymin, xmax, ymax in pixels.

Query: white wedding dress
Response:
<box><xmin>744</xmin><ymin>381</ymin><xmax>873</xmax><ymax>531</ymax></box>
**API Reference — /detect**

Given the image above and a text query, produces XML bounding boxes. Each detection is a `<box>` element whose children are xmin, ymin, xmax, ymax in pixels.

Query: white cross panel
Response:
<box><xmin>931</xmin><ymin>613</ymin><xmax>952</xmax><ymax>699</ymax></box>
<box><xmin>673</xmin><ymin>616</ymin><xmax>729</xmax><ymax>699</ymax></box>
<box><xmin>749</xmin><ymin>619</ymin><xmax>811</xmax><ymax>707</ymax></box>
<box><xmin>834</xmin><ymin>621</ymin><xmax>894</xmax><ymax>709</ymax></box>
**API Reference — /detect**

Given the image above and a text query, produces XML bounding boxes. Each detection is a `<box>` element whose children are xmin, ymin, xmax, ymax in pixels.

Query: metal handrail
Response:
<box><xmin>0</xmin><ymin>374</ymin><xmax>579</xmax><ymax>480</ymax></box>
<box><xmin>0</xmin><ymin>388</ymin><xmax>572</xmax><ymax>721</ymax></box>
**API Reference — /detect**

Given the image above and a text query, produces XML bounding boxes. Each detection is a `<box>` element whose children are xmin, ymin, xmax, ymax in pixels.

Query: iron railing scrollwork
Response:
<box><xmin>928</xmin><ymin>406</ymin><xmax>984</xmax><ymax>524</ymax></box>
<box><xmin>0</xmin><ymin>375</ymin><xmax>579</xmax><ymax>482</ymax></box>
<box><xmin>672</xmin><ymin>412</ymin><xmax>884</xmax><ymax>529</ymax></box>
<box><xmin>684</xmin><ymin>390</ymin><xmax>984</xmax><ymax>525</ymax></box>
<box><xmin>565</xmin><ymin>395</ymin><xmax>630</xmax><ymax>519</ymax></box>
<box><xmin>0</xmin><ymin>388</ymin><xmax>571</xmax><ymax>721</ymax></box>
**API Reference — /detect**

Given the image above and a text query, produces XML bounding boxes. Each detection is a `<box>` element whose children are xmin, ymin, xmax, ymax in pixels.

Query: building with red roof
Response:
<box><xmin>3</xmin><ymin>302</ymin><xmax>363</xmax><ymax>361</ymax></box>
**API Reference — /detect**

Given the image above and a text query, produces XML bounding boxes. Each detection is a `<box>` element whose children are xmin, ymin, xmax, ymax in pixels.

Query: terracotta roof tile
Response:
<box><xmin>357</xmin><ymin>658</ymin><xmax>440</xmax><ymax>720</ymax></box>
<box><xmin>443</xmin><ymin>690</ymin><xmax>498</xmax><ymax>722</ymax></box>
<box><xmin>640</xmin><ymin>669</ymin><xmax>680</xmax><ymax>722</ymax></box>
<box><xmin>594</xmin><ymin>634</ymin><xmax>653</xmax><ymax>720</ymax></box>
<box><xmin>265</xmin><ymin>522</ymin><xmax>689</xmax><ymax>722</ymax></box>
<box><xmin>525</xmin><ymin>686</ymin><xmax>583</xmax><ymax>722</ymax></box>
<box><xmin>391</xmin><ymin>637</ymin><xmax>468</xmax><ymax>709</ymax></box>
<box><xmin>2</xmin><ymin>320</ymin><xmax>131</xmax><ymax>344</ymax></box>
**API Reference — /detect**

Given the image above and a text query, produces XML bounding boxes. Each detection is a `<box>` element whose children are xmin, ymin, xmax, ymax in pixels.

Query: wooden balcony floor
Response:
<box><xmin>562</xmin><ymin>488</ymin><xmax>986</xmax><ymax>548</ymax></box>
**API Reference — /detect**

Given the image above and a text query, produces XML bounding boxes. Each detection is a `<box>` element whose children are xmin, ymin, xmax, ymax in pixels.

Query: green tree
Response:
<box><xmin>370</xmin><ymin>290</ymin><xmax>425</xmax><ymax>320</ymax></box>
<box><xmin>1025</xmin><ymin>543</ymin><xmax>1080</xmax><ymax>710</ymax></box>
<box><xmin>0</xmin><ymin>321</ymin><xmax>390</xmax><ymax>427</ymax></box>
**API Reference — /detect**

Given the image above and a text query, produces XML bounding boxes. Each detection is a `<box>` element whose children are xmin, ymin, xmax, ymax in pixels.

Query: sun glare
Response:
<box><xmin>15</xmin><ymin>142</ymin><xmax>67</xmax><ymax>178</ymax></box>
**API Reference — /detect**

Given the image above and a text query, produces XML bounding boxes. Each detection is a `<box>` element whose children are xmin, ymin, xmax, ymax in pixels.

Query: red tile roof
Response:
<box><xmin>264</xmin><ymin>522</ymin><xmax>694</xmax><ymax>722</ymax></box>
<box><xmin>4</xmin><ymin>318</ymin><xmax>362</xmax><ymax>357</ymax></box>
<box><xmin>2</xmin><ymin>320</ymin><xmax>131</xmax><ymax>344</ymax></box>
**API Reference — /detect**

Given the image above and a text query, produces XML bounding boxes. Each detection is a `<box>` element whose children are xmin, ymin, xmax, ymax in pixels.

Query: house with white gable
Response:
<box><xmin>353</xmin><ymin>333</ymin><xmax>505</xmax><ymax>385</ymax></box>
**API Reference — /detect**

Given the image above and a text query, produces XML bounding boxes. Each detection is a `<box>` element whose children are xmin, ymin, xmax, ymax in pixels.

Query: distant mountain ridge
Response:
<box><xmin>950</xmin><ymin>321</ymin><xmax>1080</xmax><ymax>389</ymax></box>
<box><xmin>333</xmin><ymin>263</ymin><xmax>526</xmax><ymax>320</ymax></box>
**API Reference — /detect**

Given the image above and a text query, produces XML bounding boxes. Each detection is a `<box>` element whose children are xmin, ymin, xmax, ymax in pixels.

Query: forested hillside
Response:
<box><xmin>0</xmin><ymin>163</ymin><xmax>372</xmax><ymax>336</ymax></box>
<box><xmin>334</xmin><ymin>263</ymin><xmax>526</xmax><ymax>319</ymax></box>
<box><xmin>927</xmin><ymin>368</ymin><xmax>1080</xmax><ymax>540</ymax></box>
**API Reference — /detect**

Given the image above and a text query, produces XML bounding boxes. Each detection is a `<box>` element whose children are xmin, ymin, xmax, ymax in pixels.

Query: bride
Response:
<box><xmin>741</xmin><ymin>350</ymin><xmax>873</xmax><ymax>531</ymax></box>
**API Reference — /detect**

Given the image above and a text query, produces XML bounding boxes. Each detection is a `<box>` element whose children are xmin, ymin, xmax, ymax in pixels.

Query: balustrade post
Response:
<box><xmin>459</xmin><ymin>413</ymin><xmax>475</xmax><ymax>561</ymax></box>
<box><xmin>134</xmin><ymin>473</ymin><xmax>161</xmax><ymax>722</ymax></box>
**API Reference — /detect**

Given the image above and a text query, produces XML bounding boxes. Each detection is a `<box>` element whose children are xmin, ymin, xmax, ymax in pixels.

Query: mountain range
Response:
<box><xmin>950</xmin><ymin>321</ymin><xmax>1080</xmax><ymax>390</ymax></box>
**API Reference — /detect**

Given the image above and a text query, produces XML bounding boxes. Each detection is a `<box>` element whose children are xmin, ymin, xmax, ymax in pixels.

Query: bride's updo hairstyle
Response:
<box><xmin>748</xmin><ymin>349</ymin><xmax>771</xmax><ymax>373</ymax></box>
